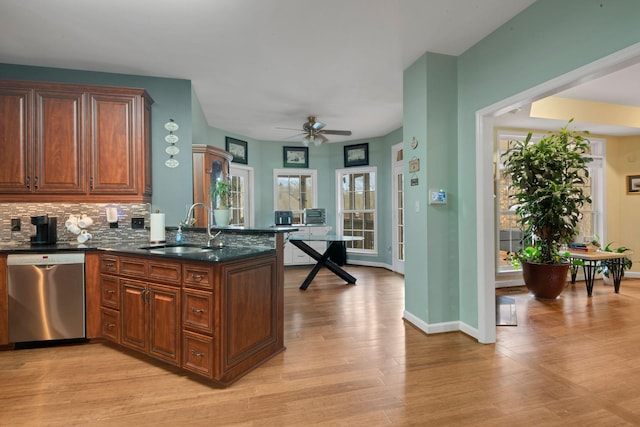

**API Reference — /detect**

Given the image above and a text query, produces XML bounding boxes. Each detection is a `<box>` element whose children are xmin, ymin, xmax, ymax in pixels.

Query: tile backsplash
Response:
<box><xmin>0</xmin><ymin>202</ymin><xmax>151</xmax><ymax>244</ymax></box>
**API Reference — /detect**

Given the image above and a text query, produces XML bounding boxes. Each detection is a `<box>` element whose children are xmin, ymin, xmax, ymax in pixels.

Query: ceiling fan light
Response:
<box><xmin>302</xmin><ymin>136</ymin><xmax>311</xmax><ymax>146</ymax></box>
<box><xmin>314</xmin><ymin>138</ymin><xmax>322</xmax><ymax>146</ymax></box>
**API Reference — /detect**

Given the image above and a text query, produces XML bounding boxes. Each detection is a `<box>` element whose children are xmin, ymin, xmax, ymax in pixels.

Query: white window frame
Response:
<box><xmin>335</xmin><ymin>166</ymin><xmax>378</xmax><ymax>255</ymax></box>
<box><xmin>273</xmin><ymin>168</ymin><xmax>318</xmax><ymax>224</ymax></box>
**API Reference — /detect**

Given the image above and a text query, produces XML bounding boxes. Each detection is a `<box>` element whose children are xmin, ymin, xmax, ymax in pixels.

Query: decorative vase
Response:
<box><xmin>521</xmin><ymin>261</ymin><xmax>570</xmax><ymax>299</ymax></box>
<box><xmin>213</xmin><ymin>208</ymin><xmax>230</xmax><ymax>226</ymax></box>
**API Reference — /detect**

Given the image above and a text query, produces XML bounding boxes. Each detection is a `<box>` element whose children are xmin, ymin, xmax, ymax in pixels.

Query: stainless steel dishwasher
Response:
<box><xmin>7</xmin><ymin>252</ymin><xmax>85</xmax><ymax>343</ymax></box>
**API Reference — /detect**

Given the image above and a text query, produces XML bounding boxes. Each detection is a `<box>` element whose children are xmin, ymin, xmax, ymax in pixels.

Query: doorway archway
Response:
<box><xmin>475</xmin><ymin>43</ymin><xmax>640</xmax><ymax>344</ymax></box>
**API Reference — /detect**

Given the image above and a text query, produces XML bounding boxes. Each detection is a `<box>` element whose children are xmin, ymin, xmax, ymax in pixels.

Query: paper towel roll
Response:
<box><xmin>149</xmin><ymin>213</ymin><xmax>166</xmax><ymax>243</ymax></box>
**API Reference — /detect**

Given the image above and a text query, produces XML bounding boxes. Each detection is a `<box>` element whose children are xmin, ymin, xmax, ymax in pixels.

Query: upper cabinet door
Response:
<box><xmin>0</xmin><ymin>86</ymin><xmax>31</xmax><ymax>192</ymax></box>
<box><xmin>33</xmin><ymin>89</ymin><xmax>86</xmax><ymax>193</ymax></box>
<box><xmin>88</xmin><ymin>92</ymin><xmax>137</xmax><ymax>195</ymax></box>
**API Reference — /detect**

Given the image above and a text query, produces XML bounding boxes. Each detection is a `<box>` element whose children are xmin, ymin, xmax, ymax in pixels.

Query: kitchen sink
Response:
<box><xmin>139</xmin><ymin>244</ymin><xmax>220</xmax><ymax>254</ymax></box>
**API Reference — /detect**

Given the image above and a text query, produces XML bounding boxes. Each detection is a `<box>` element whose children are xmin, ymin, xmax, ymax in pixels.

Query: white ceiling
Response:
<box><xmin>2</xmin><ymin>1</ymin><xmax>637</xmax><ymax>142</ymax></box>
<box><xmin>1</xmin><ymin>0</ymin><xmax>538</xmax><ymax>143</ymax></box>
<box><xmin>494</xmin><ymin>62</ymin><xmax>640</xmax><ymax>136</ymax></box>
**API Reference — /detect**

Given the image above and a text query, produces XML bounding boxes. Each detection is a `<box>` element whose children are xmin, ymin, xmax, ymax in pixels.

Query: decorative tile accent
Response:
<box><xmin>0</xmin><ymin>202</ymin><xmax>151</xmax><ymax>244</ymax></box>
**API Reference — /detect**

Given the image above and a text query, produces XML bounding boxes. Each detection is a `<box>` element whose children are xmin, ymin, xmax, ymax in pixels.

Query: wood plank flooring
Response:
<box><xmin>2</xmin><ymin>267</ymin><xmax>640</xmax><ymax>426</ymax></box>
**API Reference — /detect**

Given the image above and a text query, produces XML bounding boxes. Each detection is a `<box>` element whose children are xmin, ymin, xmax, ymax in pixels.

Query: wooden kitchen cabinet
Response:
<box><xmin>87</xmin><ymin>90</ymin><xmax>153</xmax><ymax>199</ymax></box>
<box><xmin>121</xmin><ymin>279</ymin><xmax>181</xmax><ymax>365</ymax></box>
<box><xmin>192</xmin><ymin>144</ymin><xmax>233</xmax><ymax>227</ymax></box>
<box><xmin>0</xmin><ymin>79</ymin><xmax>152</xmax><ymax>202</ymax></box>
<box><xmin>118</xmin><ymin>256</ymin><xmax>182</xmax><ymax>366</ymax></box>
<box><xmin>0</xmin><ymin>84</ymin><xmax>87</xmax><ymax>194</ymax></box>
<box><xmin>93</xmin><ymin>250</ymin><xmax>283</xmax><ymax>387</ymax></box>
<box><xmin>0</xmin><ymin>86</ymin><xmax>31</xmax><ymax>192</ymax></box>
<box><xmin>0</xmin><ymin>254</ymin><xmax>7</xmax><ymax>346</ymax></box>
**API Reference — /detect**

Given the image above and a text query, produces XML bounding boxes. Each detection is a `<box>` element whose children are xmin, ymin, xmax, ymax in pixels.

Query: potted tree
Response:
<box><xmin>210</xmin><ymin>179</ymin><xmax>232</xmax><ymax>226</ymax></box>
<box><xmin>502</xmin><ymin>120</ymin><xmax>592</xmax><ymax>299</ymax></box>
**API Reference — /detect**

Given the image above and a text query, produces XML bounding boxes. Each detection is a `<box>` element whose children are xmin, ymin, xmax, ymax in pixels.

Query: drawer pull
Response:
<box><xmin>191</xmin><ymin>307</ymin><xmax>205</xmax><ymax>313</ymax></box>
<box><xmin>105</xmin><ymin>289</ymin><xmax>116</xmax><ymax>295</ymax></box>
<box><xmin>191</xmin><ymin>349</ymin><xmax>205</xmax><ymax>358</ymax></box>
<box><xmin>105</xmin><ymin>262</ymin><xmax>115</xmax><ymax>268</ymax></box>
<box><xmin>104</xmin><ymin>322</ymin><xmax>115</xmax><ymax>329</ymax></box>
<box><xmin>190</xmin><ymin>274</ymin><xmax>205</xmax><ymax>281</ymax></box>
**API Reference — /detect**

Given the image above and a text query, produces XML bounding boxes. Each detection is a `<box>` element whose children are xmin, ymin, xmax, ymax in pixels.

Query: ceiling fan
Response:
<box><xmin>280</xmin><ymin>116</ymin><xmax>352</xmax><ymax>146</ymax></box>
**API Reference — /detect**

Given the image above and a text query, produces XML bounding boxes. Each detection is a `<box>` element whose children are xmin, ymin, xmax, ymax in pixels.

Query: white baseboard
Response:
<box><xmin>403</xmin><ymin>310</ymin><xmax>479</xmax><ymax>341</ymax></box>
<box><xmin>347</xmin><ymin>259</ymin><xmax>393</xmax><ymax>270</ymax></box>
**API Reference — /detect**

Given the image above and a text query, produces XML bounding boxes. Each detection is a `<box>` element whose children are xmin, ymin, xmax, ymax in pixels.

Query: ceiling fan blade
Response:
<box><xmin>276</xmin><ymin>127</ymin><xmax>303</xmax><ymax>131</ymax></box>
<box><xmin>320</xmin><ymin>130</ymin><xmax>352</xmax><ymax>136</ymax></box>
<box><xmin>285</xmin><ymin>132</ymin><xmax>307</xmax><ymax>139</ymax></box>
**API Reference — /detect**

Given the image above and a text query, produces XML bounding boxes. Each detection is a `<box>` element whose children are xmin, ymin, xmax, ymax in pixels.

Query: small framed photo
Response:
<box><xmin>344</xmin><ymin>143</ymin><xmax>369</xmax><ymax>167</ymax></box>
<box><xmin>225</xmin><ymin>137</ymin><xmax>248</xmax><ymax>164</ymax></box>
<box><xmin>627</xmin><ymin>175</ymin><xmax>640</xmax><ymax>194</ymax></box>
<box><xmin>283</xmin><ymin>146</ymin><xmax>309</xmax><ymax>168</ymax></box>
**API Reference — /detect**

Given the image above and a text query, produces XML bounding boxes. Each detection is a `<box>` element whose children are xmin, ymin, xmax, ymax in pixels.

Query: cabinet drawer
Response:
<box><xmin>101</xmin><ymin>308</ymin><xmax>120</xmax><ymax>343</ymax></box>
<box><xmin>183</xmin><ymin>331</ymin><xmax>214</xmax><ymax>379</ymax></box>
<box><xmin>100</xmin><ymin>275</ymin><xmax>120</xmax><ymax>309</ymax></box>
<box><xmin>120</xmin><ymin>257</ymin><xmax>148</xmax><ymax>278</ymax></box>
<box><xmin>183</xmin><ymin>289</ymin><xmax>214</xmax><ymax>335</ymax></box>
<box><xmin>148</xmin><ymin>260</ymin><xmax>181</xmax><ymax>285</ymax></box>
<box><xmin>183</xmin><ymin>264</ymin><xmax>215</xmax><ymax>290</ymax></box>
<box><xmin>100</xmin><ymin>255</ymin><xmax>119</xmax><ymax>274</ymax></box>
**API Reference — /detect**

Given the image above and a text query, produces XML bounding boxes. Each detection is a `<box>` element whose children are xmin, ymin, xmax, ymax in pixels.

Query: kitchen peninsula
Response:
<box><xmin>0</xmin><ymin>226</ymin><xmax>294</xmax><ymax>387</ymax></box>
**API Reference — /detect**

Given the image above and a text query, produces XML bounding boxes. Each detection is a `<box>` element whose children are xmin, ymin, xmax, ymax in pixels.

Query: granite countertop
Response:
<box><xmin>0</xmin><ymin>241</ymin><xmax>275</xmax><ymax>263</ymax></box>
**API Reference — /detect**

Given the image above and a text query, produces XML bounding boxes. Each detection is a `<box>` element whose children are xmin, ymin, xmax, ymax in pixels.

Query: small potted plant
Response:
<box><xmin>501</xmin><ymin>120</ymin><xmax>592</xmax><ymax>299</ymax></box>
<box><xmin>598</xmin><ymin>242</ymin><xmax>633</xmax><ymax>285</ymax></box>
<box><xmin>210</xmin><ymin>179</ymin><xmax>232</xmax><ymax>226</ymax></box>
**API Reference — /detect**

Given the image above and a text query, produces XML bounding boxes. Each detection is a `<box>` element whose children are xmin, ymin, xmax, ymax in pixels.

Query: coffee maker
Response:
<box><xmin>30</xmin><ymin>215</ymin><xmax>57</xmax><ymax>245</ymax></box>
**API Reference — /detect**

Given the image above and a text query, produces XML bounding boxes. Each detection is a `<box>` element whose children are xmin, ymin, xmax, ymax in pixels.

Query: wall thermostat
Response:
<box><xmin>429</xmin><ymin>189</ymin><xmax>447</xmax><ymax>205</ymax></box>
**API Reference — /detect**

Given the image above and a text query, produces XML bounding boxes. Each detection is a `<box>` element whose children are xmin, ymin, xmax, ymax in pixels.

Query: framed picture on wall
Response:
<box><xmin>344</xmin><ymin>143</ymin><xmax>369</xmax><ymax>167</ymax></box>
<box><xmin>225</xmin><ymin>137</ymin><xmax>248</xmax><ymax>164</ymax></box>
<box><xmin>283</xmin><ymin>146</ymin><xmax>309</xmax><ymax>168</ymax></box>
<box><xmin>627</xmin><ymin>174</ymin><xmax>640</xmax><ymax>194</ymax></box>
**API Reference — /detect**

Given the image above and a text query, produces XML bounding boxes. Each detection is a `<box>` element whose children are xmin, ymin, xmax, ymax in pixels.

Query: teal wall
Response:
<box><xmin>403</xmin><ymin>53</ymin><xmax>458</xmax><ymax>323</ymax></box>
<box><xmin>400</xmin><ymin>0</ymin><xmax>640</xmax><ymax>334</ymax></box>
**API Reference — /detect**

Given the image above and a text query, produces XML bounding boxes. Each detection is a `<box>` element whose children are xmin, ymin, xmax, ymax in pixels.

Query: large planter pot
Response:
<box><xmin>213</xmin><ymin>208</ymin><xmax>230</xmax><ymax>226</ymax></box>
<box><xmin>521</xmin><ymin>261</ymin><xmax>570</xmax><ymax>299</ymax></box>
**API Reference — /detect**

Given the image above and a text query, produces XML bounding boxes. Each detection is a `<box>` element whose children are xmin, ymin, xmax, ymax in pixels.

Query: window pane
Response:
<box><xmin>338</xmin><ymin>168</ymin><xmax>377</xmax><ymax>254</ymax></box>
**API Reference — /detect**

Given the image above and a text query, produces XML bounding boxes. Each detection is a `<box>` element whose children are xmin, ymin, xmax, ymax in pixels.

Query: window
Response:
<box><xmin>496</xmin><ymin>131</ymin><xmax>604</xmax><ymax>272</ymax></box>
<box><xmin>336</xmin><ymin>167</ymin><xmax>377</xmax><ymax>254</ymax></box>
<box><xmin>273</xmin><ymin>169</ymin><xmax>317</xmax><ymax>224</ymax></box>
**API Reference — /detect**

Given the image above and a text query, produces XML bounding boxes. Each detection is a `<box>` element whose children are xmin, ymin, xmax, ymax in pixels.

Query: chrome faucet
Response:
<box><xmin>184</xmin><ymin>203</ymin><xmax>215</xmax><ymax>241</ymax></box>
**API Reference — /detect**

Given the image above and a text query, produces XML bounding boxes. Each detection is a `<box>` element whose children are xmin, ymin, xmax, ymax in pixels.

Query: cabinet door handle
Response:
<box><xmin>105</xmin><ymin>289</ymin><xmax>116</xmax><ymax>295</ymax></box>
<box><xmin>90</xmin><ymin>176</ymin><xmax>93</xmax><ymax>190</ymax></box>
<box><xmin>191</xmin><ymin>349</ymin><xmax>205</xmax><ymax>358</ymax></box>
<box><xmin>26</xmin><ymin>176</ymin><xmax>30</xmax><ymax>188</ymax></box>
<box><xmin>34</xmin><ymin>175</ymin><xmax>38</xmax><ymax>190</ymax></box>
<box><xmin>104</xmin><ymin>322</ymin><xmax>115</xmax><ymax>329</ymax></box>
<box><xmin>191</xmin><ymin>274</ymin><xmax>205</xmax><ymax>281</ymax></box>
<box><xmin>191</xmin><ymin>307</ymin><xmax>205</xmax><ymax>313</ymax></box>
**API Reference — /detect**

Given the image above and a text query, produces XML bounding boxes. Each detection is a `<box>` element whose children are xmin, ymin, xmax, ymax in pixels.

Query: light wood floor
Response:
<box><xmin>3</xmin><ymin>267</ymin><xmax>640</xmax><ymax>426</ymax></box>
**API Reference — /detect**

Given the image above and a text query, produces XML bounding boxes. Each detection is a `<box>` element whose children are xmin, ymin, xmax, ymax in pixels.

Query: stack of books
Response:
<box><xmin>569</xmin><ymin>243</ymin><xmax>594</xmax><ymax>252</ymax></box>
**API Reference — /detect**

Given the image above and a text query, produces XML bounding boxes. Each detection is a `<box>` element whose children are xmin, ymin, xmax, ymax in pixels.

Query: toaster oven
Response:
<box><xmin>304</xmin><ymin>208</ymin><xmax>326</xmax><ymax>225</ymax></box>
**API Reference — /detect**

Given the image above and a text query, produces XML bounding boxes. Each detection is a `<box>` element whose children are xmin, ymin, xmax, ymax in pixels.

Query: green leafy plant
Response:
<box><xmin>501</xmin><ymin>120</ymin><xmax>593</xmax><ymax>265</ymax></box>
<box><xmin>210</xmin><ymin>179</ymin><xmax>231</xmax><ymax>210</ymax></box>
<box><xmin>598</xmin><ymin>242</ymin><xmax>633</xmax><ymax>278</ymax></box>
<box><xmin>506</xmin><ymin>243</ymin><xmax>571</xmax><ymax>269</ymax></box>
